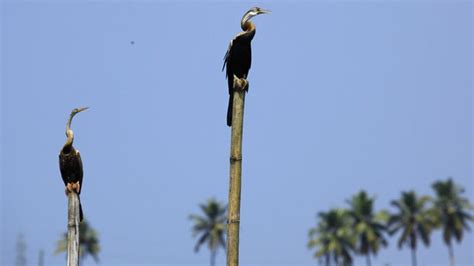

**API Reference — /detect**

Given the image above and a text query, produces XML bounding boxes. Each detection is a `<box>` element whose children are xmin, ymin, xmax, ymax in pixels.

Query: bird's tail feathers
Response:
<box><xmin>78</xmin><ymin>195</ymin><xmax>84</xmax><ymax>222</ymax></box>
<box><xmin>227</xmin><ymin>94</ymin><xmax>233</xmax><ymax>127</ymax></box>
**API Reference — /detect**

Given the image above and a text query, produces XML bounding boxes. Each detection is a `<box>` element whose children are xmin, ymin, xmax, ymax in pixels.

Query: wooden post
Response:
<box><xmin>226</xmin><ymin>76</ymin><xmax>248</xmax><ymax>266</ymax></box>
<box><xmin>67</xmin><ymin>192</ymin><xmax>80</xmax><ymax>266</ymax></box>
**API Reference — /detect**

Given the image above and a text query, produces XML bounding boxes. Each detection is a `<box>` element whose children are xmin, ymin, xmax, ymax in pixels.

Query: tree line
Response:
<box><xmin>22</xmin><ymin>177</ymin><xmax>470</xmax><ymax>265</ymax></box>
<box><xmin>307</xmin><ymin>178</ymin><xmax>473</xmax><ymax>266</ymax></box>
<box><xmin>190</xmin><ymin>178</ymin><xmax>473</xmax><ymax>266</ymax></box>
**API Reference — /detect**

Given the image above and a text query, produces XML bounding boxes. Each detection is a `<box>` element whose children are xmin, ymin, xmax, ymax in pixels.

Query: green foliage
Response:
<box><xmin>308</xmin><ymin>179</ymin><xmax>473</xmax><ymax>266</ymax></box>
<box><xmin>308</xmin><ymin>193</ymin><xmax>390</xmax><ymax>266</ymax></box>
<box><xmin>431</xmin><ymin>178</ymin><xmax>474</xmax><ymax>245</ymax></box>
<box><xmin>55</xmin><ymin>219</ymin><xmax>100</xmax><ymax>264</ymax></box>
<box><xmin>431</xmin><ymin>178</ymin><xmax>474</xmax><ymax>265</ymax></box>
<box><xmin>189</xmin><ymin>198</ymin><xmax>226</xmax><ymax>266</ymax></box>
<box><xmin>388</xmin><ymin>191</ymin><xmax>435</xmax><ymax>250</ymax></box>
<box><xmin>347</xmin><ymin>191</ymin><xmax>388</xmax><ymax>264</ymax></box>
<box><xmin>308</xmin><ymin>208</ymin><xmax>355</xmax><ymax>266</ymax></box>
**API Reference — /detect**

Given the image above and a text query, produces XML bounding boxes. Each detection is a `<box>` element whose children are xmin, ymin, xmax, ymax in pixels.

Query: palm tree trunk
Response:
<box><xmin>448</xmin><ymin>243</ymin><xmax>455</xmax><ymax>266</ymax></box>
<box><xmin>366</xmin><ymin>254</ymin><xmax>371</xmax><ymax>266</ymax></box>
<box><xmin>67</xmin><ymin>192</ymin><xmax>80</xmax><ymax>266</ymax></box>
<box><xmin>211</xmin><ymin>250</ymin><xmax>217</xmax><ymax>266</ymax></box>
<box><xmin>226</xmin><ymin>77</ymin><xmax>247</xmax><ymax>266</ymax></box>
<box><xmin>411</xmin><ymin>248</ymin><xmax>417</xmax><ymax>266</ymax></box>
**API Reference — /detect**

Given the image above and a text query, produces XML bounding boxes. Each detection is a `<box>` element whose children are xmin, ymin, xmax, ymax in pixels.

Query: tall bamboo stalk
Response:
<box><xmin>67</xmin><ymin>192</ymin><xmax>80</xmax><ymax>266</ymax></box>
<box><xmin>226</xmin><ymin>76</ymin><xmax>248</xmax><ymax>266</ymax></box>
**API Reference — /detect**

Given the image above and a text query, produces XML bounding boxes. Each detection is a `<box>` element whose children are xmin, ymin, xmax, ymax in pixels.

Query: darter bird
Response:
<box><xmin>59</xmin><ymin>107</ymin><xmax>88</xmax><ymax>221</ymax></box>
<box><xmin>223</xmin><ymin>7</ymin><xmax>270</xmax><ymax>127</ymax></box>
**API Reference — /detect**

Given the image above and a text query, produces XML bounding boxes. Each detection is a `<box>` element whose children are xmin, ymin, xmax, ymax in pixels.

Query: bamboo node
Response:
<box><xmin>230</xmin><ymin>155</ymin><xmax>242</xmax><ymax>162</ymax></box>
<box><xmin>227</xmin><ymin>218</ymin><xmax>240</xmax><ymax>224</ymax></box>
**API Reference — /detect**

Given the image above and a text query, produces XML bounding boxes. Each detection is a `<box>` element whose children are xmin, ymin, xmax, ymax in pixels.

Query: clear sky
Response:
<box><xmin>1</xmin><ymin>0</ymin><xmax>472</xmax><ymax>265</ymax></box>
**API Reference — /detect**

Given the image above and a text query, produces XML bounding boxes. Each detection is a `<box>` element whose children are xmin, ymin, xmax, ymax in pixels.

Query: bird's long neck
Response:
<box><xmin>63</xmin><ymin>129</ymin><xmax>74</xmax><ymax>152</ymax></box>
<box><xmin>240</xmin><ymin>20</ymin><xmax>256</xmax><ymax>39</ymax></box>
<box><xmin>63</xmin><ymin>115</ymin><xmax>75</xmax><ymax>151</ymax></box>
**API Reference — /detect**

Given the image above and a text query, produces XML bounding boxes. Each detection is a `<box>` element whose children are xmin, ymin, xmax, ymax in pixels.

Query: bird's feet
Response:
<box><xmin>72</xmin><ymin>181</ymin><xmax>81</xmax><ymax>194</ymax></box>
<box><xmin>75</xmin><ymin>181</ymin><xmax>81</xmax><ymax>194</ymax></box>
<box><xmin>232</xmin><ymin>75</ymin><xmax>249</xmax><ymax>91</ymax></box>
<box><xmin>65</xmin><ymin>183</ymin><xmax>73</xmax><ymax>195</ymax></box>
<box><xmin>65</xmin><ymin>182</ymin><xmax>81</xmax><ymax>195</ymax></box>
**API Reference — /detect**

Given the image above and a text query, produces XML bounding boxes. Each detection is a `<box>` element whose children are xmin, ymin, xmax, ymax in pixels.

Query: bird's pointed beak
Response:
<box><xmin>77</xmin><ymin>107</ymin><xmax>89</xmax><ymax>113</ymax></box>
<box><xmin>259</xmin><ymin>9</ymin><xmax>271</xmax><ymax>15</ymax></box>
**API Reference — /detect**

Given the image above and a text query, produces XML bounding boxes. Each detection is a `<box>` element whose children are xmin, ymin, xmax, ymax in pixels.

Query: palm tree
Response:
<box><xmin>308</xmin><ymin>208</ymin><xmax>355</xmax><ymax>266</ymax></box>
<box><xmin>189</xmin><ymin>198</ymin><xmax>226</xmax><ymax>266</ymax></box>
<box><xmin>55</xmin><ymin>219</ymin><xmax>100</xmax><ymax>265</ymax></box>
<box><xmin>347</xmin><ymin>191</ymin><xmax>388</xmax><ymax>266</ymax></box>
<box><xmin>432</xmin><ymin>178</ymin><xmax>474</xmax><ymax>266</ymax></box>
<box><xmin>388</xmin><ymin>191</ymin><xmax>435</xmax><ymax>266</ymax></box>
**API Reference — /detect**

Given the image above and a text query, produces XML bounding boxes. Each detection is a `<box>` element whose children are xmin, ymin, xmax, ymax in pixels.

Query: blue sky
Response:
<box><xmin>1</xmin><ymin>1</ymin><xmax>472</xmax><ymax>265</ymax></box>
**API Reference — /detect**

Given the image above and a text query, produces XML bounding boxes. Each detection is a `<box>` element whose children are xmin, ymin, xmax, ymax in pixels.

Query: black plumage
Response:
<box><xmin>223</xmin><ymin>7</ymin><xmax>269</xmax><ymax>127</ymax></box>
<box><xmin>59</xmin><ymin>107</ymin><xmax>88</xmax><ymax>221</ymax></box>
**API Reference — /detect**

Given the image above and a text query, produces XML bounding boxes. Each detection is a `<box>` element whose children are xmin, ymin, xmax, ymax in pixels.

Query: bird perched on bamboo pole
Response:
<box><xmin>222</xmin><ymin>6</ymin><xmax>270</xmax><ymax>127</ymax></box>
<box><xmin>59</xmin><ymin>107</ymin><xmax>88</xmax><ymax>222</ymax></box>
<box><xmin>223</xmin><ymin>7</ymin><xmax>269</xmax><ymax>266</ymax></box>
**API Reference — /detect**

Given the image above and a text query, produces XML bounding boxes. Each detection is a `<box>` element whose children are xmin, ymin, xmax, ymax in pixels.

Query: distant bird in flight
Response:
<box><xmin>223</xmin><ymin>7</ymin><xmax>270</xmax><ymax>127</ymax></box>
<box><xmin>59</xmin><ymin>107</ymin><xmax>88</xmax><ymax>221</ymax></box>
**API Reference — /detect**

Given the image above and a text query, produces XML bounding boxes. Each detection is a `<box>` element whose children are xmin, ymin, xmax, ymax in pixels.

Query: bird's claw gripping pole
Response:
<box><xmin>232</xmin><ymin>75</ymin><xmax>249</xmax><ymax>92</ymax></box>
<box><xmin>227</xmin><ymin>75</ymin><xmax>248</xmax><ymax>266</ymax></box>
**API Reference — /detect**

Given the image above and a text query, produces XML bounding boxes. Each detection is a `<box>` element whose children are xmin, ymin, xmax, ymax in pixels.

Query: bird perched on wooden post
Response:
<box><xmin>59</xmin><ymin>107</ymin><xmax>88</xmax><ymax>222</ymax></box>
<box><xmin>222</xmin><ymin>6</ymin><xmax>270</xmax><ymax>127</ymax></box>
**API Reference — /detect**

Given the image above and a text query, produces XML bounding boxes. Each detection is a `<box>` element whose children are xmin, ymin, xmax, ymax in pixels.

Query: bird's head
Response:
<box><xmin>242</xmin><ymin>7</ymin><xmax>270</xmax><ymax>23</ymax></box>
<box><xmin>71</xmin><ymin>107</ymin><xmax>89</xmax><ymax>117</ymax></box>
<box><xmin>66</xmin><ymin>107</ymin><xmax>89</xmax><ymax>137</ymax></box>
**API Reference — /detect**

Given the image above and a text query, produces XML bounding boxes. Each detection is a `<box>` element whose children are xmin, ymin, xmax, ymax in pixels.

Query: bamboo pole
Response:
<box><xmin>67</xmin><ymin>192</ymin><xmax>80</xmax><ymax>266</ymax></box>
<box><xmin>226</xmin><ymin>76</ymin><xmax>248</xmax><ymax>266</ymax></box>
